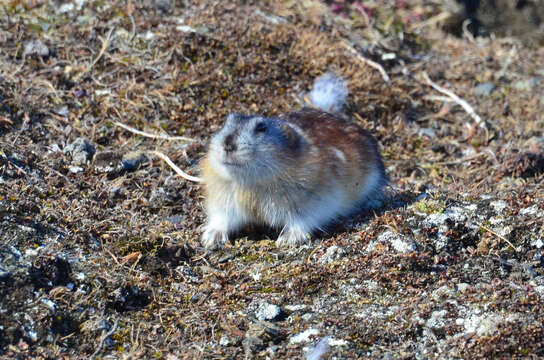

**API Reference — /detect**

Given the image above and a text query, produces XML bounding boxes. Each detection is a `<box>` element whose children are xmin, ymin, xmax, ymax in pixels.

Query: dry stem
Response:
<box><xmin>74</xmin><ymin>28</ymin><xmax>115</xmax><ymax>82</ymax></box>
<box><xmin>113</xmin><ymin>120</ymin><xmax>197</xmax><ymax>142</ymax></box>
<box><xmin>422</xmin><ymin>72</ymin><xmax>485</xmax><ymax>128</ymax></box>
<box><xmin>152</xmin><ymin>150</ymin><xmax>202</xmax><ymax>183</ymax></box>
<box><xmin>90</xmin><ymin>318</ymin><xmax>119</xmax><ymax>360</ymax></box>
<box><xmin>341</xmin><ymin>41</ymin><xmax>391</xmax><ymax>85</ymax></box>
<box><xmin>477</xmin><ymin>222</ymin><xmax>520</xmax><ymax>252</ymax></box>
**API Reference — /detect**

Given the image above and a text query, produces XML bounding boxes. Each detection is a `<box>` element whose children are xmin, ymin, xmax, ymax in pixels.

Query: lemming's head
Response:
<box><xmin>208</xmin><ymin>114</ymin><xmax>301</xmax><ymax>185</ymax></box>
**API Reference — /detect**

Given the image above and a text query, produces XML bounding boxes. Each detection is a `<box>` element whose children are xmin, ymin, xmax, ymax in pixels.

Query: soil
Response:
<box><xmin>1</xmin><ymin>0</ymin><xmax>543</xmax><ymax>359</ymax></box>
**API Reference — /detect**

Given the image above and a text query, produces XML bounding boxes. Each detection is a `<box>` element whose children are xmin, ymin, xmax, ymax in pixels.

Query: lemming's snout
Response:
<box><xmin>223</xmin><ymin>134</ymin><xmax>237</xmax><ymax>153</ymax></box>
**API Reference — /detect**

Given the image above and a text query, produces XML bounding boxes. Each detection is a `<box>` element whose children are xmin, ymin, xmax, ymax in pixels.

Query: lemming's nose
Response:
<box><xmin>224</xmin><ymin>134</ymin><xmax>237</xmax><ymax>152</ymax></box>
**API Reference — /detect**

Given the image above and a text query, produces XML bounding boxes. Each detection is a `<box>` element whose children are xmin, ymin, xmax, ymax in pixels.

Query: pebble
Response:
<box><xmin>290</xmin><ymin>328</ymin><xmax>319</xmax><ymax>344</ymax></box>
<box><xmin>473</xmin><ymin>83</ymin><xmax>495</xmax><ymax>96</ymax></box>
<box><xmin>368</xmin><ymin>231</ymin><xmax>417</xmax><ymax>254</ymax></box>
<box><xmin>318</xmin><ymin>245</ymin><xmax>346</xmax><ymax>264</ymax></box>
<box><xmin>121</xmin><ymin>151</ymin><xmax>147</xmax><ymax>171</ymax></box>
<box><xmin>255</xmin><ymin>302</ymin><xmax>281</xmax><ymax>321</ymax></box>
<box><xmin>23</xmin><ymin>40</ymin><xmax>50</xmax><ymax>58</ymax></box>
<box><xmin>64</xmin><ymin>138</ymin><xmax>95</xmax><ymax>166</ymax></box>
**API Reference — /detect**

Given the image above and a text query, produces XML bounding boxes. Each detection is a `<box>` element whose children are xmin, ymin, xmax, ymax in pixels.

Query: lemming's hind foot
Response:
<box><xmin>275</xmin><ymin>228</ymin><xmax>310</xmax><ymax>247</ymax></box>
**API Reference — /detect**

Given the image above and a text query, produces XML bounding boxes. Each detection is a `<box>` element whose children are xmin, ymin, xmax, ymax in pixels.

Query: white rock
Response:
<box><xmin>176</xmin><ymin>25</ymin><xmax>196</xmax><ymax>33</ymax></box>
<box><xmin>256</xmin><ymin>302</ymin><xmax>281</xmax><ymax>321</ymax></box>
<box><xmin>426</xmin><ymin>310</ymin><xmax>448</xmax><ymax>330</ymax></box>
<box><xmin>74</xmin><ymin>272</ymin><xmax>86</xmax><ymax>281</ymax></box>
<box><xmin>463</xmin><ymin>313</ymin><xmax>512</xmax><ymax>336</ymax></box>
<box><xmin>290</xmin><ymin>328</ymin><xmax>319</xmax><ymax>344</ymax></box>
<box><xmin>327</xmin><ymin>337</ymin><xmax>348</xmax><ymax>346</ymax></box>
<box><xmin>456</xmin><ymin>283</ymin><xmax>470</xmax><ymax>293</ymax></box>
<box><xmin>285</xmin><ymin>304</ymin><xmax>307</xmax><ymax>312</ymax></box>
<box><xmin>532</xmin><ymin>239</ymin><xmax>544</xmax><ymax>248</ymax></box>
<box><xmin>59</xmin><ymin>3</ymin><xmax>75</xmax><ymax>13</ymax></box>
<box><xmin>68</xmin><ymin>165</ymin><xmax>84</xmax><ymax>173</ymax></box>
<box><xmin>372</xmin><ymin>231</ymin><xmax>417</xmax><ymax>253</ymax></box>
<box><xmin>490</xmin><ymin>200</ymin><xmax>508</xmax><ymax>213</ymax></box>
<box><xmin>219</xmin><ymin>335</ymin><xmax>230</xmax><ymax>346</ymax></box>
<box><xmin>41</xmin><ymin>299</ymin><xmax>57</xmax><ymax>311</ymax></box>
<box><xmin>318</xmin><ymin>245</ymin><xmax>346</xmax><ymax>264</ymax></box>
<box><xmin>520</xmin><ymin>205</ymin><xmax>540</xmax><ymax>216</ymax></box>
<box><xmin>25</xmin><ymin>249</ymin><xmax>39</xmax><ymax>257</ymax></box>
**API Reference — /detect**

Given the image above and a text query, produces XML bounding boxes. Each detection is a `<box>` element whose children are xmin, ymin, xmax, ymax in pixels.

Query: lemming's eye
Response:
<box><xmin>255</xmin><ymin>122</ymin><xmax>267</xmax><ymax>133</ymax></box>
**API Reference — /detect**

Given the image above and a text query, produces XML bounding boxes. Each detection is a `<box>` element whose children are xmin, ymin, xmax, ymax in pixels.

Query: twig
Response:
<box><xmin>306</xmin><ymin>244</ymin><xmax>321</xmax><ymax>263</ymax></box>
<box><xmin>422</xmin><ymin>72</ymin><xmax>485</xmax><ymax>128</ymax></box>
<box><xmin>341</xmin><ymin>41</ymin><xmax>391</xmax><ymax>85</ymax></box>
<box><xmin>74</xmin><ymin>28</ymin><xmax>115</xmax><ymax>81</ymax></box>
<box><xmin>113</xmin><ymin>120</ymin><xmax>196</xmax><ymax>142</ymax></box>
<box><xmin>90</xmin><ymin>318</ymin><xmax>119</xmax><ymax>360</ymax></box>
<box><xmin>477</xmin><ymin>222</ymin><xmax>520</xmax><ymax>252</ymax></box>
<box><xmin>152</xmin><ymin>150</ymin><xmax>202</xmax><ymax>183</ymax></box>
<box><xmin>410</xmin><ymin>11</ymin><xmax>452</xmax><ymax>31</ymax></box>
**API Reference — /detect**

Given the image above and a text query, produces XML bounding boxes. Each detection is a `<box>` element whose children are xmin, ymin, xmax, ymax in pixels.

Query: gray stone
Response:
<box><xmin>64</xmin><ymin>138</ymin><xmax>95</xmax><ymax>166</ymax></box>
<box><xmin>121</xmin><ymin>151</ymin><xmax>147</xmax><ymax>171</ymax></box>
<box><xmin>473</xmin><ymin>83</ymin><xmax>495</xmax><ymax>96</ymax></box>
<box><xmin>23</xmin><ymin>40</ymin><xmax>50</xmax><ymax>58</ymax></box>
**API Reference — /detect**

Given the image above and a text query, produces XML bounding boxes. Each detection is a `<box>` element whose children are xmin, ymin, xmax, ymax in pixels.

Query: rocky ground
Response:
<box><xmin>1</xmin><ymin>0</ymin><xmax>543</xmax><ymax>359</ymax></box>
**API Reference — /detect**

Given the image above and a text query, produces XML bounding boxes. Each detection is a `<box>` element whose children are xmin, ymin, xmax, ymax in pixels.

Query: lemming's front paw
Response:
<box><xmin>275</xmin><ymin>228</ymin><xmax>310</xmax><ymax>247</ymax></box>
<box><xmin>201</xmin><ymin>227</ymin><xmax>228</xmax><ymax>250</ymax></box>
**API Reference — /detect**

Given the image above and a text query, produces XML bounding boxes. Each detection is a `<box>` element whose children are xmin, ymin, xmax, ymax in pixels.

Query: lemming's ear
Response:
<box><xmin>280</xmin><ymin>123</ymin><xmax>301</xmax><ymax>150</ymax></box>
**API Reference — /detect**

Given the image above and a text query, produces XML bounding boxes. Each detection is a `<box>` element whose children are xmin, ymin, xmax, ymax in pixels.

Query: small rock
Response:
<box><xmin>41</xmin><ymin>298</ymin><xmax>57</xmax><ymax>311</ymax></box>
<box><xmin>68</xmin><ymin>165</ymin><xmax>84</xmax><ymax>174</ymax></box>
<box><xmin>255</xmin><ymin>302</ymin><xmax>281</xmax><ymax>321</ymax></box>
<box><xmin>290</xmin><ymin>328</ymin><xmax>319</xmax><ymax>344</ymax></box>
<box><xmin>418</xmin><ymin>128</ymin><xmax>436</xmax><ymax>138</ymax></box>
<box><xmin>64</xmin><ymin>138</ymin><xmax>95</xmax><ymax>166</ymax></box>
<box><xmin>59</xmin><ymin>3</ymin><xmax>74</xmax><ymax>13</ymax></box>
<box><xmin>425</xmin><ymin>310</ymin><xmax>449</xmax><ymax>333</ymax></box>
<box><xmin>318</xmin><ymin>245</ymin><xmax>346</xmax><ymax>264</ymax></box>
<box><xmin>121</xmin><ymin>151</ymin><xmax>147</xmax><ymax>171</ymax></box>
<box><xmin>490</xmin><ymin>200</ymin><xmax>508</xmax><ymax>213</ymax></box>
<box><xmin>424</xmin><ymin>207</ymin><xmax>468</xmax><ymax>227</ymax></box>
<box><xmin>531</xmin><ymin>239</ymin><xmax>544</xmax><ymax>248</ymax></box>
<box><xmin>93</xmin><ymin>151</ymin><xmax>122</xmax><ymax>173</ymax></box>
<box><xmin>456</xmin><ymin>283</ymin><xmax>471</xmax><ymax>293</ymax></box>
<box><xmin>284</xmin><ymin>304</ymin><xmax>307</xmax><ymax>312</ymax></box>
<box><xmin>219</xmin><ymin>335</ymin><xmax>231</xmax><ymax>346</ymax></box>
<box><xmin>520</xmin><ymin>205</ymin><xmax>540</xmax><ymax>216</ymax></box>
<box><xmin>369</xmin><ymin>231</ymin><xmax>417</xmax><ymax>254</ymax></box>
<box><xmin>466</xmin><ymin>314</ymin><xmax>500</xmax><ymax>336</ymax></box>
<box><xmin>473</xmin><ymin>83</ymin><xmax>495</xmax><ymax>96</ymax></box>
<box><xmin>23</xmin><ymin>39</ymin><xmax>50</xmax><ymax>58</ymax></box>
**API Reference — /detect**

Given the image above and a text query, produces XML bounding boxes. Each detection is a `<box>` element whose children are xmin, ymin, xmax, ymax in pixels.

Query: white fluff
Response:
<box><xmin>309</xmin><ymin>73</ymin><xmax>348</xmax><ymax>113</ymax></box>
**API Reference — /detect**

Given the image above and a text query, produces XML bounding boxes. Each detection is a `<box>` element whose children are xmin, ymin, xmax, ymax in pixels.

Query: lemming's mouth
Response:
<box><xmin>223</xmin><ymin>161</ymin><xmax>243</xmax><ymax>167</ymax></box>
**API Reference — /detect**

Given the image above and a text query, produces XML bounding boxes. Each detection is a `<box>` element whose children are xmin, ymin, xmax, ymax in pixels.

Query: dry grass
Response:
<box><xmin>1</xmin><ymin>0</ymin><xmax>543</xmax><ymax>358</ymax></box>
